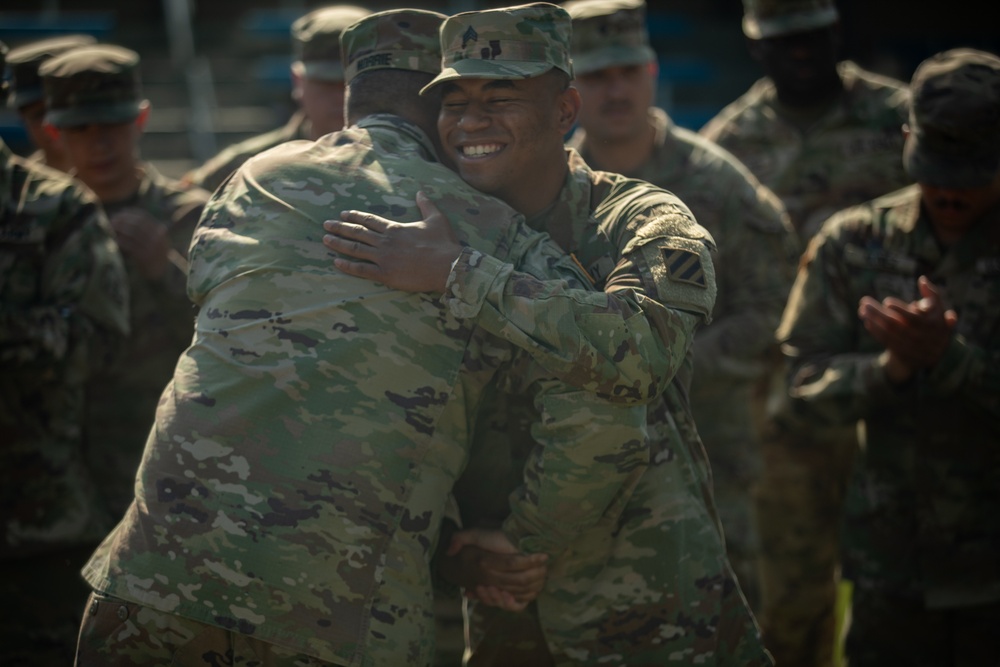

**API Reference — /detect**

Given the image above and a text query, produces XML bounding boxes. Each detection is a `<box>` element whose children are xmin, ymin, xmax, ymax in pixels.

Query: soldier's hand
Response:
<box><xmin>323</xmin><ymin>191</ymin><xmax>462</xmax><ymax>292</ymax></box>
<box><xmin>437</xmin><ymin>528</ymin><xmax>548</xmax><ymax>611</ymax></box>
<box><xmin>109</xmin><ymin>208</ymin><xmax>173</xmax><ymax>280</ymax></box>
<box><xmin>858</xmin><ymin>276</ymin><xmax>957</xmax><ymax>383</ymax></box>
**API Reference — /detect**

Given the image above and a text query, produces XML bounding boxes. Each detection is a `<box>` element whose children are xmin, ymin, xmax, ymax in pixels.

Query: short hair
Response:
<box><xmin>346</xmin><ymin>69</ymin><xmax>439</xmax><ymax>125</ymax></box>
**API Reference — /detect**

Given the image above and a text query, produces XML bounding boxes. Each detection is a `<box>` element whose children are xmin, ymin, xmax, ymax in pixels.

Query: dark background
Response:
<box><xmin>3</xmin><ymin>0</ymin><xmax>998</xmax><ymax>178</ymax></box>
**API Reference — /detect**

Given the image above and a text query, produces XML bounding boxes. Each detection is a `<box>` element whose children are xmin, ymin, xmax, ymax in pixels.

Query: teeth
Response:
<box><xmin>462</xmin><ymin>144</ymin><xmax>501</xmax><ymax>157</ymax></box>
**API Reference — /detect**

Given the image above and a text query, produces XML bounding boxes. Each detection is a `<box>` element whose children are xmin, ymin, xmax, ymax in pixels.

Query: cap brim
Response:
<box><xmin>903</xmin><ymin>133</ymin><xmax>1000</xmax><ymax>188</ymax></box>
<box><xmin>572</xmin><ymin>46</ymin><xmax>655</xmax><ymax>77</ymax></box>
<box><xmin>420</xmin><ymin>59</ymin><xmax>557</xmax><ymax>95</ymax></box>
<box><xmin>45</xmin><ymin>102</ymin><xmax>143</xmax><ymax>127</ymax></box>
<box><xmin>742</xmin><ymin>7</ymin><xmax>839</xmax><ymax>39</ymax></box>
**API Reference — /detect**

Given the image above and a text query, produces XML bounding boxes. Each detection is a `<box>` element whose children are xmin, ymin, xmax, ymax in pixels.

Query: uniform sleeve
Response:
<box><xmin>444</xmin><ymin>203</ymin><xmax>716</xmax><ymax>405</ymax></box>
<box><xmin>498</xmin><ymin>372</ymin><xmax>649</xmax><ymax>557</ymax></box>
<box><xmin>445</xmin><ymin>246</ymin><xmax>664</xmax><ymax>404</ymax></box>
<box><xmin>777</xmin><ymin>222</ymin><xmax>911</xmax><ymax>426</ymax></box>
<box><xmin>922</xmin><ymin>330</ymin><xmax>1000</xmax><ymax>418</ymax></box>
<box><xmin>0</xmin><ymin>197</ymin><xmax>129</xmax><ymax>376</ymax></box>
<box><xmin>692</xmin><ymin>185</ymin><xmax>799</xmax><ymax>383</ymax></box>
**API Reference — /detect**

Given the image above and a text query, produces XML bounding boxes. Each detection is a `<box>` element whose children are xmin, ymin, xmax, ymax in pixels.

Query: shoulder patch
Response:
<box><xmin>662</xmin><ymin>246</ymin><xmax>707</xmax><ymax>288</ymax></box>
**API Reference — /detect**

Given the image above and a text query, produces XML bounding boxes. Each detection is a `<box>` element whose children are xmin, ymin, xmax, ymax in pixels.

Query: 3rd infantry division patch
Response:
<box><xmin>662</xmin><ymin>246</ymin><xmax>706</xmax><ymax>287</ymax></box>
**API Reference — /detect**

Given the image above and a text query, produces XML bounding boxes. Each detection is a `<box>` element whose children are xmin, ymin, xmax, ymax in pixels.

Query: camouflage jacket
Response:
<box><xmin>573</xmin><ymin>107</ymin><xmax>799</xmax><ymax>456</ymax></box>
<box><xmin>182</xmin><ymin>111</ymin><xmax>310</xmax><ymax>194</ymax></box>
<box><xmin>82</xmin><ymin>115</ymin><xmax>648</xmax><ymax>666</ymax></box>
<box><xmin>700</xmin><ymin>61</ymin><xmax>912</xmax><ymax>244</ymax></box>
<box><xmin>457</xmin><ymin>149</ymin><xmax>771</xmax><ymax>664</ymax></box>
<box><xmin>0</xmin><ymin>141</ymin><xmax>129</xmax><ymax>558</ymax></box>
<box><xmin>84</xmin><ymin>163</ymin><xmax>208</xmax><ymax>518</ymax></box>
<box><xmin>777</xmin><ymin>184</ymin><xmax>1000</xmax><ymax>609</ymax></box>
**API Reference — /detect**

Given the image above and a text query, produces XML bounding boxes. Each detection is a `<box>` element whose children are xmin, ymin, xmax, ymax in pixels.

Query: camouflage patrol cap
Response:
<box><xmin>6</xmin><ymin>34</ymin><xmax>97</xmax><ymax>109</ymax></box>
<box><xmin>904</xmin><ymin>48</ymin><xmax>1000</xmax><ymax>188</ymax></box>
<box><xmin>561</xmin><ymin>0</ymin><xmax>656</xmax><ymax>76</ymax></box>
<box><xmin>341</xmin><ymin>8</ymin><xmax>446</xmax><ymax>84</ymax></box>
<box><xmin>741</xmin><ymin>0</ymin><xmax>839</xmax><ymax>40</ymax></box>
<box><xmin>291</xmin><ymin>4</ymin><xmax>371</xmax><ymax>82</ymax></box>
<box><xmin>421</xmin><ymin>2</ymin><xmax>573</xmax><ymax>94</ymax></box>
<box><xmin>40</xmin><ymin>44</ymin><xmax>143</xmax><ymax>127</ymax></box>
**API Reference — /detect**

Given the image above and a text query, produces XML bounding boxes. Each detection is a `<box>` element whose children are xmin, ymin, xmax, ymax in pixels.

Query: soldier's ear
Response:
<box><xmin>135</xmin><ymin>101</ymin><xmax>152</xmax><ymax>131</ymax></box>
<box><xmin>43</xmin><ymin>122</ymin><xmax>61</xmax><ymax>142</ymax></box>
<box><xmin>557</xmin><ymin>86</ymin><xmax>581</xmax><ymax>135</ymax></box>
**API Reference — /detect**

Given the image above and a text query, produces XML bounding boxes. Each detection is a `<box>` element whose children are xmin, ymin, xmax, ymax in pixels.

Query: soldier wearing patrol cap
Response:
<box><xmin>323</xmin><ymin>3</ymin><xmax>770</xmax><ymax>665</ymax></box>
<box><xmin>5</xmin><ymin>34</ymin><xmax>96</xmax><ymax>172</ymax></box>
<box><xmin>40</xmin><ymin>44</ymin><xmax>211</xmax><ymax>531</ymax></box>
<box><xmin>699</xmin><ymin>2</ymin><xmax>913</xmax><ymax>663</ymax></box>
<box><xmin>182</xmin><ymin>4</ymin><xmax>370</xmax><ymax>192</ymax></box>
<box><xmin>74</xmin><ymin>8</ymin><xmax>656</xmax><ymax>667</ymax></box>
<box><xmin>564</xmin><ymin>0</ymin><xmax>799</xmax><ymax>614</ymax></box>
<box><xmin>1</xmin><ymin>38</ymin><xmax>131</xmax><ymax>667</ymax></box>
<box><xmin>777</xmin><ymin>47</ymin><xmax>1000</xmax><ymax>667</ymax></box>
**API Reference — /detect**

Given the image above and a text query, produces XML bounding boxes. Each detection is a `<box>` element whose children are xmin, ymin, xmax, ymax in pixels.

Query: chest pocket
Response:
<box><xmin>0</xmin><ymin>222</ymin><xmax>47</xmax><ymax>302</ymax></box>
<box><xmin>843</xmin><ymin>243</ymin><xmax>919</xmax><ymax>303</ymax></box>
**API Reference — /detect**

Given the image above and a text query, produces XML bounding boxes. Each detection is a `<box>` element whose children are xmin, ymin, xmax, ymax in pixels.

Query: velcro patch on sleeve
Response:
<box><xmin>662</xmin><ymin>246</ymin><xmax>707</xmax><ymax>288</ymax></box>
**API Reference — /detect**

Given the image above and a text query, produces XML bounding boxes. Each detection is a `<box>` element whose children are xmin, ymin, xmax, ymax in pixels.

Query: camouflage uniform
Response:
<box><xmin>182</xmin><ymin>5</ymin><xmax>371</xmax><ymax>193</ymax></box>
<box><xmin>699</xmin><ymin>2</ymin><xmax>913</xmax><ymax>662</ymax></box>
<box><xmin>78</xmin><ymin>10</ymin><xmax>650</xmax><ymax>666</ymax></box>
<box><xmin>40</xmin><ymin>45</ymin><xmax>211</xmax><ymax>522</ymax></box>
<box><xmin>421</xmin><ymin>6</ymin><xmax>770</xmax><ymax>665</ymax></box>
<box><xmin>566</xmin><ymin>0</ymin><xmax>800</xmax><ymax>610</ymax></box>
<box><xmin>777</xmin><ymin>47</ymin><xmax>1000</xmax><ymax>667</ymax></box>
<box><xmin>0</xmin><ymin>134</ymin><xmax>130</xmax><ymax>664</ymax></box>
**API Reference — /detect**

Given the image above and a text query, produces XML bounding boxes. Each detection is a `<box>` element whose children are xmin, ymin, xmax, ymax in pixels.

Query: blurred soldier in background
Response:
<box><xmin>700</xmin><ymin>0</ymin><xmax>912</xmax><ymax>662</ymax></box>
<box><xmin>0</xmin><ymin>39</ymin><xmax>130</xmax><ymax>667</ymax></box>
<box><xmin>41</xmin><ymin>44</ymin><xmax>210</xmax><ymax>523</ymax></box>
<box><xmin>564</xmin><ymin>0</ymin><xmax>800</xmax><ymax>610</ymax></box>
<box><xmin>5</xmin><ymin>33</ymin><xmax>96</xmax><ymax>172</ymax></box>
<box><xmin>778</xmin><ymin>48</ymin><xmax>1000</xmax><ymax>667</ymax></box>
<box><xmin>182</xmin><ymin>4</ymin><xmax>370</xmax><ymax>192</ymax></box>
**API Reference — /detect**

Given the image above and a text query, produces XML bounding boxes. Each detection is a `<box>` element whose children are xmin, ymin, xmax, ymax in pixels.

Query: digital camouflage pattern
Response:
<box><xmin>84</xmin><ymin>163</ymin><xmax>208</xmax><ymax>520</ymax></box>
<box><xmin>571</xmin><ymin>107</ymin><xmax>800</xmax><ymax>610</ymax></box>
<box><xmin>82</xmin><ymin>114</ymin><xmax>650</xmax><ymax>666</ymax></box>
<box><xmin>560</xmin><ymin>0</ymin><xmax>655</xmax><ymax>76</ymax></box>
<box><xmin>291</xmin><ymin>4</ymin><xmax>371</xmax><ymax>82</ymax></box>
<box><xmin>181</xmin><ymin>111</ymin><xmax>310</xmax><ymax>193</ymax></box>
<box><xmin>422</xmin><ymin>3</ymin><xmax>574</xmax><ymax>93</ymax></box>
<box><xmin>5</xmin><ymin>34</ymin><xmax>96</xmax><ymax>110</ymax></box>
<box><xmin>701</xmin><ymin>61</ymin><xmax>911</xmax><ymax>244</ymax></box>
<box><xmin>904</xmin><ymin>48</ymin><xmax>1000</xmax><ymax>188</ymax></box>
<box><xmin>777</xmin><ymin>184</ymin><xmax>1000</xmax><ymax>661</ymax></box>
<box><xmin>39</xmin><ymin>44</ymin><xmax>145</xmax><ymax>127</ymax></box>
<box><xmin>0</xmin><ymin>140</ymin><xmax>129</xmax><ymax>664</ymax></box>
<box><xmin>452</xmin><ymin>148</ymin><xmax>771</xmax><ymax>665</ymax></box>
<box><xmin>701</xmin><ymin>59</ymin><xmax>912</xmax><ymax>666</ymax></box>
<box><xmin>740</xmin><ymin>0</ymin><xmax>839</xmax><ymax>40</ymax></box>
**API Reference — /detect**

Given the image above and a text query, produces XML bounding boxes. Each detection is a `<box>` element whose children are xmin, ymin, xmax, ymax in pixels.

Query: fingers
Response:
<box><xmin>332</xmin><ymin>256</ymin><xmax>384</xmax><ymax>282</ymax></box>
<box><xmin>415</xmin><ymin>191</ymin><xmax>443</xmax><ymax>219</ymax></box>
<box><xmin>323</xmin><ymin>229</ymin><xmax>380</xmax><ymax>263</ymax></box>
<box><xmin>338</xmin><ymin>209</ymin><xmax>392</xmax><ymax>233</ymax></box>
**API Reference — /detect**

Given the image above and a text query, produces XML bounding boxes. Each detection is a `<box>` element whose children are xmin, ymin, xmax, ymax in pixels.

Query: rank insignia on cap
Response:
<box><xmin>662</xmin><ymin>247</ymin><xmax>706</xmax><ymax>288</ymax></box>
<box><xmin>462</xmin><ymin>26</ymin><xmax>479</xmax><ymax>48</ymax></box>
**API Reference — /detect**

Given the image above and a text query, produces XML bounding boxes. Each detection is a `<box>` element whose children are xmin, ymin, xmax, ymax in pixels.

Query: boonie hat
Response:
<box><xmin>40</xmin><ymin>44</ymin><xmax>144</xmax><ymax>127</ymax></box>
<box><xmin>6</xmin><ymin>34</ymin><xmax>97</xmax><ymax>109</ymax></box>
<box><xmin>341</xmin><ymin>8</ymin><xmax>446</xmax><ymax>84</ymax></box>
<box><xmin>421</xmin><ymin>2</ymin><xmax>573</xmax><ymax>94</ymax></box>
<box><xmin>741</xmin><ymin>0</ymin><xmax>839</xmax><ymax>40</ymax></box>
<box><xmin>904</xmin><ymin>48</ymin><xmax>1000</xmax><ymax>188</ymax></box>
<box><xmin>292</xmin><ymin>5</ymin><xmax>371</xmax><ymax>82</ymax></box>
<box><xmin>562</xmin><ymin>0</ymin><xmax>655</xmax><ymax>76</ymax></box>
